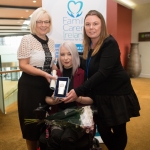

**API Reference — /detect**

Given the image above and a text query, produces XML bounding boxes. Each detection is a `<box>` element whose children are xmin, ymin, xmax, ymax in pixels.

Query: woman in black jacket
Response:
<box><xmin>63</xmin><ymin>10</ymin><xmax>140</xmax><ymax>150</ymax></box>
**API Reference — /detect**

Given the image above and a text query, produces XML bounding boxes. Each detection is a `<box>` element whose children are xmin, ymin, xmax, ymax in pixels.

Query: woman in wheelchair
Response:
<box><xmin>39</xmin><ymin>41</ymin><xmax>95</xmax><ymax>150</ymax></box>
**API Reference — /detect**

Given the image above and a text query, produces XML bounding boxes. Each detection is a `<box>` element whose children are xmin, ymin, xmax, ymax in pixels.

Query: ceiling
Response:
<box><xmin>0</xmin><ymin>0</ymin><xmax>150</xmax><ymax>37</ymax></box>
<box><xmin>115</xmin><ymin>0</ymin><xmax>150</xmax><ymax>9</ymax></box>
<box><xmin>0</xmin><ymin>0</ymin><xmax>42</xmax><ymax>37</ymax></box>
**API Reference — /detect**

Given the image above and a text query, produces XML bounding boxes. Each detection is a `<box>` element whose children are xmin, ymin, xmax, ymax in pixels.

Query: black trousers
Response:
<box><xmin>97</xmin><ymin>121</ymin><xmax>127</xmax><ymax>150</ymax></box>
<box><xmin>39</xmin><ymin>126</ymin><xmax>91</xmax><ymax>150</ymax></box>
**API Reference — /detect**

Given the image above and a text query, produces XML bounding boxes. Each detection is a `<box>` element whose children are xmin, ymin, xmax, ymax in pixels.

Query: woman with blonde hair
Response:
<box><xmin>17</xmin><ymin>7</ymin><xmax>56</xmax><ymax>150</ymax></box>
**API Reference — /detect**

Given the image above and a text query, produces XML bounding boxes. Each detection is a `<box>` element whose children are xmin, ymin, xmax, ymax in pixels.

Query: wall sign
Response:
<box><xmin>138</xmin><ymin>32</ymin><xmax>150</xmax><ymax>42</ymax></box>
<box><xmin>42</xmin><ymin>0</ymin><xmax>107</xmax><ymax>57</ymax></box>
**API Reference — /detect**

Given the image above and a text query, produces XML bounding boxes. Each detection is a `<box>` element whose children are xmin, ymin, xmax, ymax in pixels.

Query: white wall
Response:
<box><xmin>132</xmin><ymin>3</ymin><xmax>150</xmax><ymax>78</ymax></box>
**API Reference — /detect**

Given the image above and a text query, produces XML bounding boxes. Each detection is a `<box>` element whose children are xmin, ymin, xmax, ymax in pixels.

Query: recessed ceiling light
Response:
<box><xmin>26</xmin><ymin>10</ymin><xmax>29</xmax><ymax>12</ymax></box>
<box><xmin>117</xmin><ymin>0</ymin><xmax>136</xmax><ymax>9</ymax></box>
<box><xmin>33</xmin><ymin>0</ymin><xmax>36</xmax><ymax>3</ymax></box>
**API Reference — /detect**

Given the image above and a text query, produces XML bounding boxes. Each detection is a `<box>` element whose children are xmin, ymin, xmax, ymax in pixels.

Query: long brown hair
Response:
<box><xmin>83</xmin><ymin>10</ymin><xmax>109</xmax><ymax>59</ymax></box>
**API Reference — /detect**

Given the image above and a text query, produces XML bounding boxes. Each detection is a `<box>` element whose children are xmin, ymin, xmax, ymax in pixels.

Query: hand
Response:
<box><xmin>46</xmin><ymin>94</ymin><xmax>62</xmax><ymax>105</ymax></box>
<box><xmin>44</xmin><ymin>72</ymin><xmax>57</xmax><ymax>83</ymax></box>
<box><xmin>62</xmin><ymin>89</ymin><xmax>78</xmax><ymax>103</ymax></box>
<box><xmin>53</xmin><ymin>97</ymin><xmax>62</xmax><ymax>105</ymax></box>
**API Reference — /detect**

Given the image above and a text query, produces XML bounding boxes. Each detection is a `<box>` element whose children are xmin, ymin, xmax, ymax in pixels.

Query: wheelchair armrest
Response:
<box><xmin>33</xmin><ymin>104</ymin><xmax>50</xmax><ymax>120</ymax></box>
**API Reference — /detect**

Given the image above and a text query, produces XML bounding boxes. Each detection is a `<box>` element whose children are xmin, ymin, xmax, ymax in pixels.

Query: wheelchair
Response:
<box><xmin>34</xmin><ymin>104</ymin><xmax>102</xmax><ymax>150</ymax></box>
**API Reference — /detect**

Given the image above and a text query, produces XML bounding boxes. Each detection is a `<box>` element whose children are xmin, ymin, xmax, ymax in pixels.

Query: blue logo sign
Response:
<box><xmin>67</xmin><ymin>0</ymin><xmax>83</xmax><ymax>18</ymax></box>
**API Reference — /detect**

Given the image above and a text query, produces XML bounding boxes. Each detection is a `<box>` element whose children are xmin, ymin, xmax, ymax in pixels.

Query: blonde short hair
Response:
<box><xmin>58</xmin><ymin>41</ymin><xmax>80</xmax><ymax>76</ymax></box>
<box><xmin>30</xmin><ymin>7</ymin><xmax>52</xmax><ymax>34</ymax></box>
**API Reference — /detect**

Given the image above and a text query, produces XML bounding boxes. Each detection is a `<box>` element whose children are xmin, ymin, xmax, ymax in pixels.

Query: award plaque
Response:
<box><xmin>54</xmin><ymin>77</ymin><xmax>70</xmax><ymax>98</ymax></box>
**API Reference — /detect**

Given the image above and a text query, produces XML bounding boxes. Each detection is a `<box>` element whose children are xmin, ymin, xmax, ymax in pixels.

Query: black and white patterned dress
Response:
<box><xmin>17</xmin><ymin>34</ymin><xmax>55</xmax><ymax>140</ymax></box>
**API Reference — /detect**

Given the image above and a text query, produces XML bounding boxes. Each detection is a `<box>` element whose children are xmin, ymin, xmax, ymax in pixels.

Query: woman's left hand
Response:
<box><xmin>62</xmin><ymin>89</ymin><xmax>78</xmax><ymax>103</ymax></box>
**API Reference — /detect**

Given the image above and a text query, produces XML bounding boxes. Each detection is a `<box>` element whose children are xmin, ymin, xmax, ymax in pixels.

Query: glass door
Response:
<box><xmin>0</xmin><ymin>54</ymin><xmax>21</xmax><ymax>114</ymax></box>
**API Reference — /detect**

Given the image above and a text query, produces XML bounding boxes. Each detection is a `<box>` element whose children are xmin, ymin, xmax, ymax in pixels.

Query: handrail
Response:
<box><xmin>0</xmin><ymin>69</ymin><xmax>21</xmax><ymax>74</ymax></box>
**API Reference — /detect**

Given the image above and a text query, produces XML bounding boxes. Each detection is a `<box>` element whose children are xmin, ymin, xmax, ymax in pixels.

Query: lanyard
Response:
<box><xmin>86</xmin><ymin>51</ymin><xmax>92</xmax><ymax>80</ymax></box>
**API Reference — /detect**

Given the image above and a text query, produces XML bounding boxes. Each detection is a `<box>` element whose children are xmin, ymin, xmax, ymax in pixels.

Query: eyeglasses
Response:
<box><xmin>36</xmin><ymin>20</ymin><xmax>50</xmax><ymax>25</ymax></box>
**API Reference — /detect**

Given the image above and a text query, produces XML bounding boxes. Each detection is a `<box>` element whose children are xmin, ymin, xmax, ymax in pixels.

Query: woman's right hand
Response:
<box><xmin>46</xmin><ymin>94</ymin><xmax>62</xmax><ymax>105</ymax></box>
<box><xmin>44</xmin><ymin>72</ymin><xmax>57</xmax><ymax>83</ymax></box>
<box><xmin>19</xmin><ymin>58</ymin><xmax>57</xmax><ymax>83</ymax></box>
<box><xmin>53</xmin><ymin>97</ymin><xmax>62</xmax><ymax>105</ymax></box>
<box><xmin>62</xmin><ymin>89</ymin><xmax>78</xmax><ymax>103</ymax></box>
